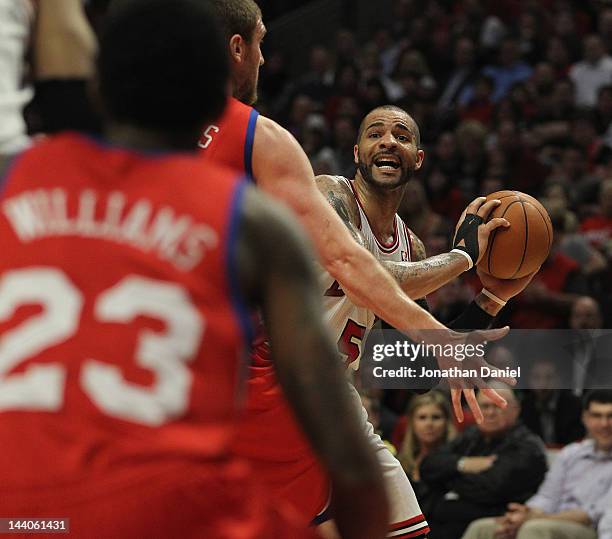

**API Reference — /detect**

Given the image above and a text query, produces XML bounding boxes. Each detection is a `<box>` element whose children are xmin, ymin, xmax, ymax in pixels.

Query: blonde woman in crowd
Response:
<box><xmin>398</xmin><ymin>391</ymin><xmax>456</xmax><ymax>511</ymax></box>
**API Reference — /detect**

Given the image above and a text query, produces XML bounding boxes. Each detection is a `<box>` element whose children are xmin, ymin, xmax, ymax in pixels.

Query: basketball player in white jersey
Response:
<box><xmin>315</xmin><ymin>105</ymin><xmax>537</xmax><ymax>537</ymax></box>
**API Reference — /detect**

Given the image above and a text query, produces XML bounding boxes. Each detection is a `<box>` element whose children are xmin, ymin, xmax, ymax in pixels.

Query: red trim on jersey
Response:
<box><xmin>392</xmin><ymin>526</ymin><xmax>431</xmax><ymax>538</ymax></box>
<box><xmin>346</xmin><ymin>178</ymin><xmax>400</xmax><ymax>253</ymax></box>
<box><xmin>390</xmin><ymin>515</ymin><xmax>426</xmax><ymax>531</ymax></box>
<box><xmin>403</xmin><ymin>222</ymin><xmax>413</xmax><ymax>261</ymax></box>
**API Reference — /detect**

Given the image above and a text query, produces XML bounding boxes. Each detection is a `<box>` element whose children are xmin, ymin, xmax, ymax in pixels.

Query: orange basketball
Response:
<box><xmin>478</xmin><ymin>190</ymin><xmax>553</xmax><ymax>279</ymax></box>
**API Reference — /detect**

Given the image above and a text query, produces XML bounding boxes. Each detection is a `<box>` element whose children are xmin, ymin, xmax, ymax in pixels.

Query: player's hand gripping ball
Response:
<box><xmin>478</xmin><ymin>190</ymin><xmax>553</xmax><ymax>279</ymax></box>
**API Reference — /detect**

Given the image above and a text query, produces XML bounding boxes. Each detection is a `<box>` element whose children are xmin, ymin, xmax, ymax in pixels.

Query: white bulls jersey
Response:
<box><xmin>319</xmin><ymin>176</ymin><xmax>413</xmax><ymax>370</ymax></box>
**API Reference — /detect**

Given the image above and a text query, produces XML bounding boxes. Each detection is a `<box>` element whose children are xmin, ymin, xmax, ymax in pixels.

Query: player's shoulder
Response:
<box><xmin>254</xmin><ymin>114</ymin><xmax>293</xmax><ymax>145</ymax></box>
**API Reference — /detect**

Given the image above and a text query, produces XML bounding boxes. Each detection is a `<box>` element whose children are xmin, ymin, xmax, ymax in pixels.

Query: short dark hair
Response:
<box><xmin>357</xmin><ymin>105</ymin><xmax>421</xmax><ymax>147</ymax></box>
<box><xmin>98</xmin><ymin>0</ymin><xmax>228</xmax><ymax>131</ymax></box>
<box><xmin>208</xmin><ymin>0</ymin><xmax>262</xmax><ymax>42</ymax></box>
<box><xmin>583</xmin><ymin>389</ymin><xmax>612</xmax><ymax>411</ymax></box>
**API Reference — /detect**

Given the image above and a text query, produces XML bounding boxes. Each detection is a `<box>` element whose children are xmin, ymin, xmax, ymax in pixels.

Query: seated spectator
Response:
<box><xmin>581</xmin><ymin>179</ymin><xmax>612</xmax><ymax>254</ymax></box>
<box><xmin>398</xmin><ymin>180</ymin><xmax>447</xmax><ymax>248</ymax></box>
<box><xmin>508</xmin><ymin>211</ymin><xmax>588</xmax><ymax>329</ymax></box>
<box><xmin>419</xmin><ymin>384</ymin><xmax>547</xmax><ymax>539</ymax></box>
<box><xmin>545</xmin><ymin>201</ymin><xmax>607</xmax><ymax>279</ymax></box>
<box><xmin>479</xmin><ymin>38</ymin><xmax>533</xmax><ymax>103</ymax></box>
<box><xmin>520</xmin><ymin>357</ymin><xmax>585</xmax><ymax>446</ymax></box>
<box><xmin>459</xmin><ymin>75</ymin><xmax>495</xmax><ymax>125</ymax></box>
<box><xmin>396</xmin><ymin>390</ymin><xmax>456</xmax><ymax>474</ymax></box>
<box><xmin>462</xmin><ymin>389</ymin><xmax>612</xmax><ymax>539</ymax></box>
<box><xmin>569</xmin><ymin>35</ymin><xmax>612</xmax><ymax>108</ymax></box>
<box><xmin>565</xmin><ymin>296</ymin><xmax>612</xmax><ymax>397</ymax></box>
<box><xmin>600</xmin><ymin>490</ymin><xmax>612</xmax><ymax>539</ymax></box>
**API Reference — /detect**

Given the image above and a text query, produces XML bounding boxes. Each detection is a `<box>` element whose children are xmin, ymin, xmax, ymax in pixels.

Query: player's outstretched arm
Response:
<box><xmin>236</xmin><ymin>185</ymin><xmax>389</xmax><ymax>539</ymax></box>
<box><xmin>34</xmin><ymin>0</ymin><xmax>97</xmax><ymax>79</ymax></box>
<box><xmin>252</xmin><ymin>116</ymin><xmax>444</xmax><ymax>337</ymax></box>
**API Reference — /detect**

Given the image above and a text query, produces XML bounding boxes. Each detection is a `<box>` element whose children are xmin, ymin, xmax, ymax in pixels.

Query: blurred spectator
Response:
<box><xmin>520</xmin><ymin>357</ymin><xmax>585</xmax><ymax>446</ymax></box>
<box><xmin>569</xmin><ymin>34</ymin><xmax>612</xmax><ymax>108</ymax></box>
<box><xmin>479</xmin><ymin>38</ymin><xmax>533</xmax><ymax>103</ymax></box>
<box><xmin>328</xmin><ymin>114</ymin><xmax>357</xmax><ymax>179</ymax></box>
<box><xmin>566</xmin><ymin>296</ymin><xmax>611</xmax><ymax>397</ymax></box>
<box><xmin>595</xmin><ymin>85</ymin><xmax>612</xmax><ymax>137</ymax></box>
<box><xmin>437</xmin><ymin>37</ymin><xmax>478</xmax><ymax>113</ymax></box>
<box><xmin>580</xmin><ymin>179</ymin><xmax>612</xmax><ymax>253</ymax></box>
<box><xmin>545</xmin><ymin>37</ymin><xmax>571</xmax><ymax>79</ymax></box>
<box><xmin>493</xmin><ymin>120</ymin><xmax>549</xmax><ymax>194</ymax></box>
<box><xmin>301</xmin><ymin>114</ymin><xmax>338</xmax><ymax>175</ymax></box>
<box><xmin>420</xmin><ymin>385</ymin><xmax>547</xmax><ymax>539</ymax></box>
<box><xmin>545</xmin><ymin>201</ymin><xmax>607</xmax><ymax>279</ymax></box>
<box><xmin>334</xmin><ymin>28</ymin><xmax>357</xmax><ymax>66</ymax></box>
<box><xmin>459</xmin><ymin>75</ymin><xmax>494</xmax><ymax>126</ymax></box>
<box><xmin>600</xmin><ymin>492</ymin><xmax>612</xmax><ymax>539</ymax></box>
<box><xmin>427</xmin><ymin>276</ymin><xmax>472</xmax><ymax>324</ymax></box>
<box><xmin>292</xmin><ymin>45</ymin><xmax>334</xmax><ymax>103</ymax></box>
<box><xmin>462</xmin><ymin>389</ymin><xmax>612</xmax><ymax>539</ymax></box>
<box><xmin>398</xmin><ymin>180</ymin><xmax>447</xmax><ymax>248</ymax></box>
<box><xmin>455</xmin><ymin>120</ymin><xmax>488</xmax><ymax>195</ymax></box>
<box><xmin>508</xmin><ymin>211</ymin><xmax>587</xmax><ymax>329</ymax></box>
<box><xmin>395</xmin><ymin>392</ymin><xmax>456</xmax><ymax>515</ymax></box>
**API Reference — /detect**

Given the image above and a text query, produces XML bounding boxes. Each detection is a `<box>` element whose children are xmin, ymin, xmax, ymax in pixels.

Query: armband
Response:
<box><xmin>452</xmin><ymin>213</ymin><xmax>484</xmax><ymax>269</ymax></box>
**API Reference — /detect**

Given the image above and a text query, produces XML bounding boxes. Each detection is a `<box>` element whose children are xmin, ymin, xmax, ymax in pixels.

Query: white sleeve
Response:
<box><xmin>0</xmin><ymin>0</ymin><xmax>34</xmax><ymax>154</ymax></box>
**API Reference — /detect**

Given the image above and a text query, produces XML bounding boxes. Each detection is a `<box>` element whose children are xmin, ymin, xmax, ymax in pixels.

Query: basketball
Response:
<box><xmin>478</xmin><ymin>190</ymin><xmax>553</xmax><ymax>279</ymax></box>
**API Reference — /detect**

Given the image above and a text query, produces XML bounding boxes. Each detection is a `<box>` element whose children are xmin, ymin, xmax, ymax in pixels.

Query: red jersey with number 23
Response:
<box><xmin>0</xmin><ymin>133</ymin><xmax>316</xmax><ymax>538</ymax></box>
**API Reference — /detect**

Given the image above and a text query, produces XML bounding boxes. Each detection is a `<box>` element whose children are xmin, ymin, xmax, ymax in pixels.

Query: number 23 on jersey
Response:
<box><xmin>0</xmin><ymin>267</ymin><xmax>203</xmax><ymax>427</ymax></box>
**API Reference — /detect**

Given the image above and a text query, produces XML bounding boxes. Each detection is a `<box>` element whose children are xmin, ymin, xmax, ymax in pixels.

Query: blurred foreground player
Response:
<box><xmin>201</xmin><ymin>0</ymin><xmax>512</xmax><ymax>531</ymax></box>
<box><xmin>0</xmin><ymin>1</ymin><xmax>389</xmax><ymax>538</ymax></box>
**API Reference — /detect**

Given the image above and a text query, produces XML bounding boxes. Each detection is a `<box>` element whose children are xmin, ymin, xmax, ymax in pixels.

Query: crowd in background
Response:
<box><xmin>249</xmin><ymin>1</ymin><xmax>612</xmax><ymax>536</ymax></box>
<box><xmin>6</xmin><ymin>0</ymin><xmax>612</xmax><ymax>537</ymax></box>
<box><xmin>255</xmin><ymin>0</ymin><xmax>612</xmax><ymax>332</ymax></box>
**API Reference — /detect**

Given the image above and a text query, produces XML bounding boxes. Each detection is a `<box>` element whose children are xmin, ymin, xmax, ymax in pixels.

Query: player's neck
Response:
<box><xmin>353</xmin><ymin>172</ymin><xmax>406</xmax><ymax>238</ymax></box>
<box><xmin>105</xmin><ymin>124</ymin><xmax>198</xmax><ymax>153</ymax></box>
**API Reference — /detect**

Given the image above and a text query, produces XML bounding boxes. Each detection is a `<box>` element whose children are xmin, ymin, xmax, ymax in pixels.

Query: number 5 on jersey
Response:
<box><xmin>338</xmin><ymin>319</ymin><xmax>367</xmax><ymax>369</ymax></box>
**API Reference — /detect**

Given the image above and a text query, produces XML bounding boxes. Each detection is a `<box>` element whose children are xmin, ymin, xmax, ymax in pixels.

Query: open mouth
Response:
<box><xmin>374</xmin><ymin>155</ymin><xmax>400</xmax><ymax>171</ymax></box>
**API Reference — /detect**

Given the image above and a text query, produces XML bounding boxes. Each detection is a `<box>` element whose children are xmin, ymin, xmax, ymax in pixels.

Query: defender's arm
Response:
<box><xmin>236</xmin><ymin>185</ymin><xmax>388</xmax><ymax>539</ymax></box>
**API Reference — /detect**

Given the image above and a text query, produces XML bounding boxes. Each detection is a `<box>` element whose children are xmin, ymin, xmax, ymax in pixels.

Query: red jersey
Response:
<box><xmin>0</xmin><ymin>133</ymin><xmax>315</xmax><ymax>538</ymax></box>
<box><xmin>200</xmin><ymin>99</ymin><xmax>328</xmax><ymax>520</ymax></box>
<box><xmin>580</xmin><ymin>215</ymin><xmax>612</xmax><ymax>249</ymax></box>
<box><xmin>199</xmin><ymin>97</ymin><xmax>259</xmax><ymax>179</ymax></box>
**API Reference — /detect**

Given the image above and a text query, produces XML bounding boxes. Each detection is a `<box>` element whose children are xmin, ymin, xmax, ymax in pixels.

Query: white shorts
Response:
<box><xmin>349</xmin><ymin>384</ymin><xmax>430</xmax><ymax>538</ymax></box>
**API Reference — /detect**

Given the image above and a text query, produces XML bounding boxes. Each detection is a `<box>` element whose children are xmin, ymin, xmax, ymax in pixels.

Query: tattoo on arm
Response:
<box><xmin>382</xmin><ymin>252</ymin><xmax>465</xmax><ymax>284</ymax></box>
<box><xmin>411</xmin><ymin>235</ymin><xmax>427</xmax><ymax>262</ymax></box>
<box><xmin>325</xmin><ymin>189</ymin><xmax>365</xmax><ymax>246</ymax></box>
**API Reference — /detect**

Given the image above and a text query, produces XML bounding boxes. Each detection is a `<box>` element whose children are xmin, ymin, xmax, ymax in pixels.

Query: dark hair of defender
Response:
<box><xmin>98</xmin><ymin>0</ymin><xmax>228</xmax><ymax>133</ymax></box>
<box><xmin>208</xmin><ymin>0</ymin><xmax>262</xmax><ymax>41</ymax></box>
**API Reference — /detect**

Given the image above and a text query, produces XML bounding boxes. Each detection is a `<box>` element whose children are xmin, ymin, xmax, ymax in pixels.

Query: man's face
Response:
<box><xmin>570</xmin><ymin>298</ymin><xmax>602</xmax><ymax>330</ymax></box>
<box><xmin>354</xmin><ymin>110</ymin><xmax>424</xmax><ymax>189</ymax></box>
<box><xmin>235</xmin><ymin>19</ymin><xmax>266</xmax><ymax>104</ymax></box>
<box><xmin>583</xmin><ymin>402</ymin><xmax>612</xmax><ymax>451</ymax></box>
<box><xmin>477</xmin><ymin>390</ymin><xmax>519</xmax><ymax>437</ymax></box>
<box><xmin>585</xmin><ymin>36</ymin><xmax>604</xmax><ymax>64</ymax></box>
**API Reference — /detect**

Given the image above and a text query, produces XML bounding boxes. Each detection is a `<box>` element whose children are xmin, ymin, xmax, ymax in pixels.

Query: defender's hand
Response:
<box><xmin>430</xmin><ymin>326</ymin><xmax>513</xmax><ymax>423</ymax></box>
